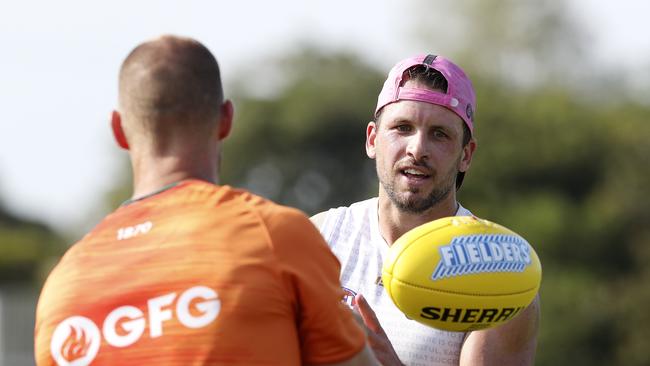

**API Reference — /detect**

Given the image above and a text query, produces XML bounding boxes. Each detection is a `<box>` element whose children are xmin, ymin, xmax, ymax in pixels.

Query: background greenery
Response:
<box><xmin>2</xmin><ymin>0</ymin><xmax>649</xmax><ymax>364</ymax></box>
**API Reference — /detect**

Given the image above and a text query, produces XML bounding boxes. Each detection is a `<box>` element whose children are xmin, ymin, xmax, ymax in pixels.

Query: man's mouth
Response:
<box><xmin>400</xmin><ymin>168</ymin><xmax>431</xmax><ymax>179</ymax></box>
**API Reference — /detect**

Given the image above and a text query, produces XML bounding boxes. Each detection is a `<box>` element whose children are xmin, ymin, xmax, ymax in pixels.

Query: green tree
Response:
<box><xmin>0</xmin><ymin>203</ymin><xmax>67</xmax><ymax>285</ymax></box>
<box><xmin>412</xmin><ymin>0</ymin><xmax>588</xmax><ymax>89</ymax></box>
<box><xmin>221</xmin><ymin>48</ymin><xmax>385</xmax><ymax>213</ymax></box>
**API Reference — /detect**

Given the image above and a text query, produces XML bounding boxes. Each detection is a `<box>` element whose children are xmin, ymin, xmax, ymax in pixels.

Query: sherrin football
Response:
<box><xmin>382</xmin><ymin>216</ymin><xmax>542</xmax><ymax>332</ymax></box>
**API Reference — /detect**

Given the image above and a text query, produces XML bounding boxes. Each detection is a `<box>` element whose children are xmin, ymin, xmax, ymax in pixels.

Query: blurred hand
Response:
<box><xmin>353</xmin><ymin>294</ymin><xmax>405</xmax><ymax>366</ymax></box>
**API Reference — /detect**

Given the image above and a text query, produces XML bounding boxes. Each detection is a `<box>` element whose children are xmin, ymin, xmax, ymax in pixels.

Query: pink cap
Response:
<box><xmin>375</xmin><ymin>54</ymin><xmax>476</xmax><ymax>135</ymax></box>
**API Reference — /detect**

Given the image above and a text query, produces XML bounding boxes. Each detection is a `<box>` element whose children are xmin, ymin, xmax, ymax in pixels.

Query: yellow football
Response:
<box><xmin>382</xmin><ymin>216</ymin><xmax>542</xmax><ymax>332</ymax></box>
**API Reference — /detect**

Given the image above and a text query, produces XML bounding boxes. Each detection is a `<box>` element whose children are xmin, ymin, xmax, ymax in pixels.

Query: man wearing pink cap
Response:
<box><xmin>312</xmin><ymin>54</ymin><xmax>540</xmax><ymax>365</ymax></box>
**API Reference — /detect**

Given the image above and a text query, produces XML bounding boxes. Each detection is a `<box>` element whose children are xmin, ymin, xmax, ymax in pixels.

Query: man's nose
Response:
<box><xmin>406</xmin><ymin>132</ymin><xmax>429</xmax><ymax>161</ymax></box>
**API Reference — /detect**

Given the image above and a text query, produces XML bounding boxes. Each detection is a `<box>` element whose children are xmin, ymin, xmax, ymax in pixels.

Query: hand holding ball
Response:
<box><xmin>382</xmin><ymin>216</ymin><xmax>542</xmax><ymax>332</ymax></box>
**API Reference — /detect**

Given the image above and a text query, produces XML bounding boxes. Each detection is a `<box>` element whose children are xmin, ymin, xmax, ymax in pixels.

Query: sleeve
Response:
<box><xmin>266</xmin><ymin>206</ymin><xmax>367</xmax><ymax>365</ymax></box>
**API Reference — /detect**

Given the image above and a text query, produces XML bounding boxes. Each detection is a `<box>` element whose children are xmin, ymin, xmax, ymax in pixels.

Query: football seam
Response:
<box><xmin>392</xmin><ymin>278</ymin><xmax>539</xmax><ymax>297</ymax></box>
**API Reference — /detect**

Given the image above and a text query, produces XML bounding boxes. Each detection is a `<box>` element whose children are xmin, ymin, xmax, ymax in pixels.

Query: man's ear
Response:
<box><xmin>217</xmin><ymin>100</ymin><xmax>234</xmax><ymax>140</ymax></box>
<box><xmin>459</xmin><ymin>138</ymin><xmax>477</xmax><ymax>173</ymax></box>
<box><xmin>366</xmin><ymin>121</ymin><xmax>378</xmax><ymax>159</ymax></box>
<box><xmin>111</xmin><ymin>110</ymin><xmax>129</xmax><ymax>150</ymax></box>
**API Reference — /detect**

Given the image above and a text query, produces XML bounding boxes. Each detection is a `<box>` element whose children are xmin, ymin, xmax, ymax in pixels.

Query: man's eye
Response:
<box><xmin>396</xmin><ymin>125</ymin><xmax>412</xmax><ymax>132</ymax></box>
<box><xmin>433</xmin><ymin>130</ymin><xmax>448</xmax><ymax>138</ymax></box>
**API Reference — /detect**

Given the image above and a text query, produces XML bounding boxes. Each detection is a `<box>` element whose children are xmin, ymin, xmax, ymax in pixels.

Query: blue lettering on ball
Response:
<box><xmin>432</xmin><ymin>234</ymin><xmax>532</xmax><ymax>280</ymax></box>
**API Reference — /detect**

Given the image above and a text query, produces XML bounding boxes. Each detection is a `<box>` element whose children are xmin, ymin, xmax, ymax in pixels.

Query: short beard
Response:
<box><xmin>379</xmin><ymin>169</ymin><xmax>456</xmax><ymax>214</ymax></box>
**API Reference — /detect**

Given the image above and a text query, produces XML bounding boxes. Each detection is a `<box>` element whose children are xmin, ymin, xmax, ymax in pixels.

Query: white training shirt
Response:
<box><xmin>316</xmin><ymin>197</ymin><xmax>473</xmax><ymax>366</ymax></box>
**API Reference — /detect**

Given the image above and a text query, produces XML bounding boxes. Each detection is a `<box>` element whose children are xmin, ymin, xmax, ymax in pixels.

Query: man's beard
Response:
<box><xmin>378</xmin><ymin>164</ymin><xmax>456</xmax><ymax>214</ymax></box>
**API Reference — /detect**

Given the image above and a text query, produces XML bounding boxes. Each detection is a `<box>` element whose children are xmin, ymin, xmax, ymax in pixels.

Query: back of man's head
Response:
<box><xmin>118</xmin><ymin>35</ymin><xmax>223</xmax><ymax>152</ymax></box>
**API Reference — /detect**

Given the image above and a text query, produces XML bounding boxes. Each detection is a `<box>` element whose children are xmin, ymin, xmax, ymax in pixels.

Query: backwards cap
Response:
<box><xmin>375</xmin><ymin>54</ymin><xmax>476</xmax><ymax>135</ymax></box>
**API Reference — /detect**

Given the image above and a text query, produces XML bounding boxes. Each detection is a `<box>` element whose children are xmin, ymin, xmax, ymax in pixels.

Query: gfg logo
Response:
<box><xmin>50</xmin><ymin>286</ymin><xmax>220</xmax><ymax>366</ymax></box>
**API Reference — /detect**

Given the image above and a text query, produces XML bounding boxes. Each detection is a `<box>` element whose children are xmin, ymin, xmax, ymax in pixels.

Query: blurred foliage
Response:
<box><xmin>0</xmin><ymin>207</ymin><xmax>66</xmax><ymax>285</ymax></box>
<box><xmin>3</xmin><ymin>0</ymin><xmax>649</xmax><ymax>364</ymax></box>
<box><xmin>220</xmin><ymin>48</ymin><xmax>384</xmax><ymax>213</ymax></box>
<box><xmin>413</xmin><ymin>0</ymin><xmax>589</xmax><ymax>88</ymax></box>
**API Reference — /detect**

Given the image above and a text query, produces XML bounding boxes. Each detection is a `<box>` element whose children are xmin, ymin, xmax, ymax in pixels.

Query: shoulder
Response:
<box><xmin>310</xmin><ymin>197</ymin><xmax>377</xmax><ymax>229</ymax></box>
<box><xmin>230</xmin><ymin>190</ymin><xmax>328</xmax><ymax>253</ymax></box>
<box><xmin>235</xmin><ymin>189</ymin><xmax>311</xmax><ymax>229</ymax></box>
<box><xmin>310</xmin><ymin>211</ymin><xmax>328</xmax><ymax>228</ymax></box>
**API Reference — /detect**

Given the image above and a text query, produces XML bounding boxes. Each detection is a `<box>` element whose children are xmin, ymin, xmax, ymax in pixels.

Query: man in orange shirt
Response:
<box><xmin>35</xmin><ymin>35</ymin><xmax>377</xmax><ymax>366</ymax></box>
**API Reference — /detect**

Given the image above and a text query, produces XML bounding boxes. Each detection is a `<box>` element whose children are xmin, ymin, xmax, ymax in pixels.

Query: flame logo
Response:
<box><xmin>60</xmin><ymin>325</ymin><xmax>91</xmax><ymax>362</ymax></box>
<box><xmin>51</xmin><ymin>316</ymin><xmax>100</xmax><ymax>366</ymax></box>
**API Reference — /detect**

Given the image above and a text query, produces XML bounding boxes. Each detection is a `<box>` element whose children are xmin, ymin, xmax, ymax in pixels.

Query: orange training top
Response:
<box><xmin>35</xmin><ymin>180</ymin><xmax>365</xmax><ymax>365</ymax></box>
